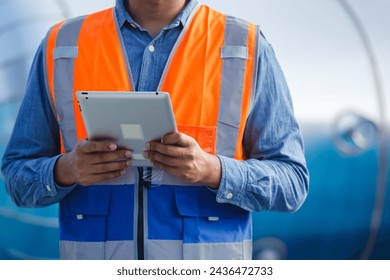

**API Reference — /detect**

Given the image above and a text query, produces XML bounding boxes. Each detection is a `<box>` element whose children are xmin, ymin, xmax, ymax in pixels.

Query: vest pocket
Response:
<box><xmin>175</xmin><ymin>186</ymin><xmax>251</xmax><ymax>259</ymax></box>
<box><xmin>177</xmin><ymin>125</ymin><xmax>216</xmax><ymax>154</ymax></box>
<box><xmin>59</xmin><ymin>186</ymin><xmax>111</xmax><ymax>259</ymax></box>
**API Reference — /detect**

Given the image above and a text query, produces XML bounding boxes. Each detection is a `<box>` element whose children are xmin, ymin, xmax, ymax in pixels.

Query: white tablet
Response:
<box><xmin>76</xmin><ymin>91</ymin><xmax>177</xmax><ymax>167</ymax></box>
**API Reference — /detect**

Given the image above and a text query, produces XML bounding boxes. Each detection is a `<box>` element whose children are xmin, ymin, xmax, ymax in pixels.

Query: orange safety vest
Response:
<box><xmin>44</xmin><ymin>3</ymin><xmax>259</xmax><ymax>260</ymax></box>
<box><xmin>45</xmin><ymin>5</ymin><xmax>257</xmax><ymax>160</ymax></box>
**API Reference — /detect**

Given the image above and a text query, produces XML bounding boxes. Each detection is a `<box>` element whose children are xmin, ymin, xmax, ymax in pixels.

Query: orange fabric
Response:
<box><xmin>177</xmin><ymin>125</ymin><xmax>217</xmax><ymax>154</ymax></box>
<box><xmin>160</xmin><ymin>6</ymin><xmax>225</xmax><ymax>129</ymax></box>
<box><xmin>159</xmin><ymin>6</ymin><xmax>225</xmax><ymax>154</ymax></box>
<box><xmin>73</xmin><ymin>8</ymin><xmax>132</xmax><ymax>142</ymax></box>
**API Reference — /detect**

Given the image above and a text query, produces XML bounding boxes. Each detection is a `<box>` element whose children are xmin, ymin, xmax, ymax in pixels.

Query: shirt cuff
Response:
<box><xmin>38</xmin><ymin>155</ymin><xmax>76</xmax><ymax>203</ymax></box>
<box><xmin>215</xmin><ymin>155</ymin><xmax>248</xmax><ymax>206</ymax></box>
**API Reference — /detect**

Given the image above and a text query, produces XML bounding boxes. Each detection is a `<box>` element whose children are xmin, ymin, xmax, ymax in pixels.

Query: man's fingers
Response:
<box><xmin>145</xmin><ymin>133</ymin><xmax>196</xmax><ymax>157</ymax></box>
<box><xmin>78</xmin><ymin>139</ymin><xmax>118</xmax><ymax>153</ymax></box>
<box><xmin>92</xmin><ymin>160</ymin><xmax>132</xmax><ymax>173</ymax></box>
<box><xmin>146</xmin><ymin>142</ymin><xmax>186</xmax><ymax>158</ymax></box>
<box><xmin>161</xmin><ymin>133</ymin><xmax>191</xmax><ymax>147</ymax></box>
<box><xmin>145</xmin><ymin>150</ymin><xmax>179</xmax><ymax>168</ymax></box>
<box><xmin>88</xmin><ymin>150</ymin><xmax>133</xmax><ymax>164</ymax></box>
<box><xmin>78</xmin><ymin>169</ymin><xmax>127</xmax><ymax>186</ymax></box>
<box><xmin>76</xmin><ymin>140</ymin><xmax>132</xmax><ymax>165</ymax></box>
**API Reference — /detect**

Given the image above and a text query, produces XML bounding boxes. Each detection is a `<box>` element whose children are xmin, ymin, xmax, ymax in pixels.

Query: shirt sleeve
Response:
<box><xmin>215</xmin><ymin>34</ymin><xmax>309</xmax><ymax>212</ymax></box>
<box><xmin>1</xmin><ymin>42</ymin><xmax>75</xmax><ymax>208</ymax></box>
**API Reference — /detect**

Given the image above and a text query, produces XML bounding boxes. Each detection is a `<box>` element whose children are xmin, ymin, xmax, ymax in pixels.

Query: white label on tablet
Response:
<box><xmin>120</xmin><ymin>124</ymin><xmax>145</xmax><ymax>140</ymax></box>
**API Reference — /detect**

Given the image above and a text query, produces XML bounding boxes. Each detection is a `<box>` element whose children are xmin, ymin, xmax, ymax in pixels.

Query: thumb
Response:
<box><xmin>161</xmin><ymin>132</ymin><xmax>192</xmax><ymax>147</ymax></box>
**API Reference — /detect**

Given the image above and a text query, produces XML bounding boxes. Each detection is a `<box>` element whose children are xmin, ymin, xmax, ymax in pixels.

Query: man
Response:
<box><xmin>1</xmin><ymin>0</ymin><xmax>309</xmax><ymax>260</ymax></box>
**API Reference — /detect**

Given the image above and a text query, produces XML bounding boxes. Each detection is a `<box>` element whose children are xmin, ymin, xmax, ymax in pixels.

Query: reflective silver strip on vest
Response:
<box><xmin>149</xmin><ymin>239</ymin><xmax>252</xmax><ymax>260</ymax></box>
<box><xmin>147</xmin><ymin>240</ymin><xmax>183</xmax><ymax>260</ymax></box>
<box><xmin>60</xmin><ymin>239</ymin><xmax>251</xmax><ymax>260</ymax></box>
<box><xmin>183</xmin><ymin>240</ymin><xmax>252</xmax><ymax>260</ymax></box>
<box><xmin>60</xmin><ymin>240</ymin><xmax>135</xmax><ymax>260</ymax></box>
<box><xmin>53</xmin><ymin>46</ymin><xmax>79</xmax><ymax>60</ymax></box>
<box><xmin>250</xmin><ymin>26</ymin><xmax>260</xmax><ymax>110</ymax></box>
<box><xmin>217</xmin><ymin>16</ymin><xmax>250</xmax><ymax>157</ymax></box>
<box><xmin>53</xmin><ymin>16</ymin><xmax>86</xmax><ymax>152</ymax></box>
<box><xmin>221</xmin><ymin>46</ymin><xmax>248</xmax><ymax>59</ymax></box>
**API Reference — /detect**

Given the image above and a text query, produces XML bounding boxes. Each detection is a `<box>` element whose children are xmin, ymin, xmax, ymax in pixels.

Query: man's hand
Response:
<box><xmin>144</xmin><ymin>133</ymin><xmax>221</xmax><ymax>189</ymax></box>
<box><xmin>54</xmin><ymin>139</ymin><xmax>132</xmax><ymax>186</ymax></box>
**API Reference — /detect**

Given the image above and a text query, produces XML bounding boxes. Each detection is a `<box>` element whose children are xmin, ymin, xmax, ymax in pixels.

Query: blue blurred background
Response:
<box><xmin>1</xmin><ymin>0</ymin><xmax>389</xmax><ymax>259</ymax></box>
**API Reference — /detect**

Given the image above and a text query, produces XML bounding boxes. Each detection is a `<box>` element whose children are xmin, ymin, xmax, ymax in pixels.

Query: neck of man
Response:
<box><xmin>126</xmin><ymin>0</ymin><xmax>188</xmax><ymax>37</ymax></box>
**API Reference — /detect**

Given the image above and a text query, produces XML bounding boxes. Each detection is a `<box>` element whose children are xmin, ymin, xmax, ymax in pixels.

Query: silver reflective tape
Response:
<box><xmin>217</xmin><ymin>16</ymin><xmax>249</xmax><ymax>157</ymax></box>
<box><xmin>54</xmin><ymin>16</ymin><xmax>86</xmax><ymax>152</ymax></box>
<box><xmin>60</xmin><ymin>239</ymin><xmax>251</xmax><ymax>260</ymax></box>
<box><xmin>220</xmin><ymin>46</ymin><xmax>248</xmax><ymax>59</ymax></box>
<box><xmin>183</xmin><ymin>240</ymin><xmax>252</xmax><ymax>260</ymax></box>
<box><xmin>250</xmin><ymin>26</ymin><xmax>260</xmax><ymax>109</ymax></box>
<box><xmin>216</xmin><ymin>122</ymin><xmax>239</xmax><ymax>157</ymax></box>
<box><xmin>60</xmin><ymin>240</ymin><xmax>135</xmax><ymax>260</ymax></box>
<box><xmin>53</xmin><ymin>46</ymin><xmax>79</xmax><ymax>60</ymax></box>
<box><xmin>60</xmin><ymin>240</ymin><xmax>105</xmax><ymax>260</ymax></box>
<box><xmin>105</xmin><ymin>241</ymin><xmax>135</xmax><ymax>260</ymax></box>
<box><xmin>147</xmin><ymin>240</ymin><xmax>183</xmax><ymax>260</ymax></box>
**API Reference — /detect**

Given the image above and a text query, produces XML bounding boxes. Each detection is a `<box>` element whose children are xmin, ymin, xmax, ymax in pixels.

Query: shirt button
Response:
<box><xmin>130</xmin><ymin>23</ymin><xmax>136</xmax><ymax>28</ymax></box>
<box><xmin>225</xmin><ymin>192</ymin><xmax>233</xmax><ymax>199</ymax></box>
<box><xmin>46</xmin><ymin>184</ymin><xmax>51</xmax><ymax>192</ymax></box>
<box><xmin>148</xmin><ymin>45</ymin><xmax>155</xmax><ymax>52</ymax></box>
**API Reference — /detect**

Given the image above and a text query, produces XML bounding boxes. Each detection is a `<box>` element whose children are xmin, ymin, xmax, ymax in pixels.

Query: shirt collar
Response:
<box><xmin>115</xmin><ymin>0</ymin><xmax>199</xmax><ymax>30</ymax></box>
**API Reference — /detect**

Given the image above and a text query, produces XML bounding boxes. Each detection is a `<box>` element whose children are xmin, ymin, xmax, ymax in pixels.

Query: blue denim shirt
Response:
<box><xmin>1</xmin><ymin>0</ymin><xmax>308</xmax><ymax>212</ymax></box>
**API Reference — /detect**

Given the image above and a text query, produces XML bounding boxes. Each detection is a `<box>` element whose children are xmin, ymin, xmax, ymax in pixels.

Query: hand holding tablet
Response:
<box><xmin>76</xmin><ymin>91</ymin><xmax>177</xmax><ymax>167</ymax></box>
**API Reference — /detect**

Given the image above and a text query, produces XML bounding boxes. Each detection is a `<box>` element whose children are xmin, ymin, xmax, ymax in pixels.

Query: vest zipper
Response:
<box><xmin>137</xmin><ymin>167</ymin><xmax>145</xmax><ymax>260</ymax></box>
<box><xmin>136</xmin><ymin>167</ymin><xmax>152</xmax><ymax>260</ymax></box>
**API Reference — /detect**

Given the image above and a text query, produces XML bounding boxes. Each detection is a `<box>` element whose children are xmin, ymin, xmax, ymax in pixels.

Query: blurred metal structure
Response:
<box><xmin>1</xmin><ymin>0</ymin><xmax>389</xmax><ymax>259</ymax></box>
<box><xmin>335</xmin><ymin>0</ymin><xmax>388</xmax><ymax>259</ymax></box>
